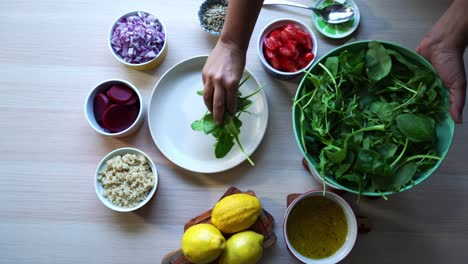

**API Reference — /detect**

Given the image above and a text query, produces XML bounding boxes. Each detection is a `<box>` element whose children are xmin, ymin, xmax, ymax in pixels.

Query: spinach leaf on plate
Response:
<box><xmin>191</xmin><ymin>75</ymin><xmax>263</xmax><ymax>166</ymax></box>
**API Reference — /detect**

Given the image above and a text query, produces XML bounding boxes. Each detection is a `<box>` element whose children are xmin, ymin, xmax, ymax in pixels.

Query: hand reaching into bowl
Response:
<box><xmin>417</xmin><ymin>0</ymin><xmax>468</xmax><ymax>124</ymax></box>
<box><xmin>202</xmin><ymin>0</ymin><xmax>263</xmax><ymax>125</ymax></box>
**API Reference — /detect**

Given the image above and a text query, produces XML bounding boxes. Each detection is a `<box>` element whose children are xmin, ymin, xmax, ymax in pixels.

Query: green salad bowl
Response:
<box><xmin>292</xmin><ymin>40</ymin><xmax>455</xmax><ymax>197</ymax></box>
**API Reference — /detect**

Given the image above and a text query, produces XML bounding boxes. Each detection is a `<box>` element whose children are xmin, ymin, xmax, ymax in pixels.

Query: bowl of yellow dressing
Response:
<box><xmin>283</xmin><ymin>191</ymin><xmax>357</xmax><ymax>263</ymax></box>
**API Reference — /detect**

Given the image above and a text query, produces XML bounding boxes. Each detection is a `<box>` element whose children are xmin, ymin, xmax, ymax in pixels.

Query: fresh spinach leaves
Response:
<box><xmin>366</xmin><ymin>41</ymin><xmax>392</xmax><ymax>81</ymax></box>
<box><xmin>295</xmin><ymin>41</ymin><xmax>445</xmax><ymax>193</ymax></box>
<box><xmin>191</xmin><ymin>75</ymin><xmax>264</xmax><ymax>166</ymax></box>
<box><xmin>396</xmin><ymin>113</ymin><xmax>435</xmax><ymax>142</ymax></box>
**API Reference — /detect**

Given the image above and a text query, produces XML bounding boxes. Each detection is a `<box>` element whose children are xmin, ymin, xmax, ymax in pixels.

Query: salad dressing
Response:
<box><xmin>287</xmin><ymin>196</ymin><xmax>348</xmax><ymax>259</ymax></box>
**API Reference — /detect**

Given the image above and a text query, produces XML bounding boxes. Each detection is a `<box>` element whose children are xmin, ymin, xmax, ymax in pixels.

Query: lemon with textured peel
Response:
<box><xmin>212</xmin><ymin>193</ymin><xmax>262</xmax><ymax>233</ymax></box>
<box><xmin>181</xmin><ymin>224</ymin><xmax>226</xmax><ymax>264</ymax></box>
<box><xmin>219</xmin><ymin>231</ymin><xmax>264</xmax><ymax>264</ymax></box>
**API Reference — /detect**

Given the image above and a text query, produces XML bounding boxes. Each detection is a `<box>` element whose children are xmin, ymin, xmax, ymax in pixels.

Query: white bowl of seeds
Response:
<box><xmin>198</xmin><ymin>0</ymin><xmax>228</xmax><ymax>36</ymax></box>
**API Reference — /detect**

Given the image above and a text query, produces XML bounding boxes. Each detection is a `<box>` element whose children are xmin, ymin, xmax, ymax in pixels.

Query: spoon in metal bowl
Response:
<box><xmin>263</xmin><ymin>0</ymin><xmax>355</xmax><ymax>24</ymax></box>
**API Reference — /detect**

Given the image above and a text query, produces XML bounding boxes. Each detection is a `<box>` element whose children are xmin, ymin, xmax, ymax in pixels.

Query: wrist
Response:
<box><xmin>217</xmin><ymin>37</ymin><xmax>248</xmax><ymax>56</ymax></box>
<box><xmin>446</xmin><ymin>0</ymin><xmax>468</xmax><ymax>49</ymax></box>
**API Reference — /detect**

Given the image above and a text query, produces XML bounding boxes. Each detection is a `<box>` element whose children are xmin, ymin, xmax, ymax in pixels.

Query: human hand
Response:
<box><xmin>417</xmin><ymin>37</ymin><xmax>467</xmax><ymax>123</ymax></box>
<box><xmin>416</xmin><ymin>0</ymin><xmax>468</xmax><ymax>123</ymax></box>
<box><xmin>202</xmin><ymin>40</ymin><xmax>246</xmax><ymax>125</ymax></box>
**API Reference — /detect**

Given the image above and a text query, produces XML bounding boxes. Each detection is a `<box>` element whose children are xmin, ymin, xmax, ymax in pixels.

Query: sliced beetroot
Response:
<box><xmin>93</xmin><ymin>93</ymin><xmax>110</xmax><ymax>123</ymax></box>
<box><xmin>123</xmin><ymin>93</ymin><xmax>138</xmax><ymax>106</ymax></box>
<box><xmin>102</xmin><ymin>104</ymin><xmax>139</xmax><ymax>133</ymax></box>
<box><xmin>108</xmin><ymin>85</ymin><xmax>134</xmax><ymax>103</ymax></box>
<box><xmin>98</xmin><ymin>120</ymin><xmax>111</xmax><ymax>133</ymax></box>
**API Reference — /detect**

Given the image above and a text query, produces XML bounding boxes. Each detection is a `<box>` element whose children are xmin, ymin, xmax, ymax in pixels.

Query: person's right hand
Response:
<box><xmin>202</xmin><ymin>40</ymin><xmax>246</xmax><ymax>125</ymax></box>
<box><xmin>416</xmin><ymin>0</ymin><xmax>468</xmax><ymax>124</ymax></box>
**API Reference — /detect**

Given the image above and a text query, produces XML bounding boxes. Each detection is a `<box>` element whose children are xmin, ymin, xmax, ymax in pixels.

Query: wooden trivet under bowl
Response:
<box><xmin>162</xmin><ymin>186</ymin><xmax>277</xmax><ymax>264</ymax></box>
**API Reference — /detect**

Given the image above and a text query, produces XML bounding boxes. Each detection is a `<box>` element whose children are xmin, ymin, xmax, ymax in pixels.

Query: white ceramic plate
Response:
<box><xmin>148</xmin><ymin>55</ymin><xmax>268</xmax><ymax>173</ymax></box>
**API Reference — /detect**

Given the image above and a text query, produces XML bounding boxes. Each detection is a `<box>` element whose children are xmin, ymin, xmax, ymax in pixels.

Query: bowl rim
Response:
<box><xmin>84</xmin><ymin>79</ymin><xmax>144</xmax><ymax>137</ymax></box>
<box><xmin>292</xmin><ymin>40</ymin><xmax>455</xmax><ymax>196</ymax></box>
<box><xmin>94</xmin><ymin>147</ymin><xmax>159</xmax><ymax>212</ymax></box>
<box><xmin>257</xmin><ymin>18</ymin><xmax>318</xmax><ymax>76</ymax></box>
<box><xmin>282</xmin><ymin>190</ymin><xmax>358</xmax><ymax>263</ymax></box>
<box><xmin>108</xmin><ymin>10</ymin><xmax>167</xmax><ymax>67</ymax></box>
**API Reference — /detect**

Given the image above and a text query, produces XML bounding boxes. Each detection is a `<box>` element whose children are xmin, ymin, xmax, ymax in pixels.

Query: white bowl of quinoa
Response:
<box><xmin>95</xmin><ymin>147</ymin><xmax>158</xmax><ymax>212</ymax></box>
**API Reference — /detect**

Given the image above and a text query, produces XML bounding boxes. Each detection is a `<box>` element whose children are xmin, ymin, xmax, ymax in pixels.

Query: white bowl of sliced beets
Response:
<box><xmin>84</xmin><ymin>79</ymin><xmax>144</xmax><ymax>137</ymax></box>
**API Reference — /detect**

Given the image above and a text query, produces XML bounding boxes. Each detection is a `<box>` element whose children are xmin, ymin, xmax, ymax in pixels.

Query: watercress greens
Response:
<box><xmin>295</xmin><ymin>41</ymin><xmax>446</xmax><ymax>194</ymax></box>
<box><xmin>191</xmin><ymin>75</ymin><xmax>264</xmax><ymax>166</ymax></box>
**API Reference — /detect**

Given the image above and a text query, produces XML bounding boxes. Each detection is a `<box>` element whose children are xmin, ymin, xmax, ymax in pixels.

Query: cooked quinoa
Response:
<box><xmin>97</xmin><ymin>153</ymin><xmax>155</xmax><ymax>208</ymax></box>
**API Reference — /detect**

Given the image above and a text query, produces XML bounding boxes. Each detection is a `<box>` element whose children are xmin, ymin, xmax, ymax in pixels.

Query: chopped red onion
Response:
<box><xmin>111</xmin><ymin>11</ymin><xmax>165</xmax><ymax>64</ymax></box>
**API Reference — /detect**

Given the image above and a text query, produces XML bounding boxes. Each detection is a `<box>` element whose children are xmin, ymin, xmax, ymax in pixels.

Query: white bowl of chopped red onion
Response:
<box><xmin>109</xmin><ymin>11</ymin><xmax>167</xmax><ymax>71</ymax></box>
<box><xmin>84</xmin><ymin>79</ymin><xmax>144</xmax><ymax>137</ymax></box>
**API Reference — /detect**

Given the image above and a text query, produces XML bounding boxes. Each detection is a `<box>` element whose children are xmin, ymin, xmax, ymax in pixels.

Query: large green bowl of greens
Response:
<box><xmin>293</xmin><ymin>40</ymin><xmax>454</xmax><ymax>197</ymax></box>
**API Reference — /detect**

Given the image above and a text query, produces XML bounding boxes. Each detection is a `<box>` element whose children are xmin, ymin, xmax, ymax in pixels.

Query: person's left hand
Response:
<box><xmin>202</xmin><ymin>40</ymin><xmax>246</xmax><ymax>125</ymax></box>
<box><xmin>417</xmin><ymin>36</ymin><xmax>467</xmax><ymax>123</ymax></box>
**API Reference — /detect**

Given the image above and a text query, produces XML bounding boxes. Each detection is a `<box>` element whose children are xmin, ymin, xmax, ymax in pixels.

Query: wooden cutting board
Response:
<box><xmin>162</xmin><ymin>186</ymin><xmax>276</xmax><ymax>264</ymax></box>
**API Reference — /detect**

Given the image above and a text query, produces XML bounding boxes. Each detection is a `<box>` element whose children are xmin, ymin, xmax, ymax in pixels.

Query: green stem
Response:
<box><xmin>301</xmin><ymin>88</ymin><xmax>319</xmax><ymax>110</ymax></box>
<box><xmin>293</xmin><ymin>89</ymin><xmax>314</xmax><ymax>107</ymax></box>
<box><xmin>319</xmin><ymin>151</ymin><xmax>327</xmax><ymax>192</ymax></box>
<box><xmin>393</xmin><ymin>77</ymin><xmax>417</xmax><ymax>94</ymax></box>
<box><xmin>318</xmin><ymin>63</ymin><xmax>338</xmax><ymax>92</ymax></box>
<box><xmin>234</xmin><ymin>136</ymin><xmax>255</xmax><ymax>166</ymax></box>
<box><xmin>390</xmin><ymin>138</ymin><xmax>409</xmax><ymax>168</ymax></box>
<box><xmin>300</xmin><ymin>109</ymin><xmax>307</xmax><ymax>154</ymax></box>
<box><xmin>238</xmin><ymin>75</ymin><xmax>251</xmax><ymax>88</ymax></box>
<box><xmin>240</xmin><ymin>84</ymin><xmax>265</xmax><ymax>100</ymax></box>
<box><xmin>392</xmin><ymin>82</ymin><xmax>422</xmax><ymax>111</ymax></box>
<box><xmin>405</xmin><ymin>155</ymin><xmax>441</xmax><ymax>162</ymax></box>
<box><xmin>348</xmin><ymin>125</ymin><xmax>385</xmax><ymax>138</ymax></box>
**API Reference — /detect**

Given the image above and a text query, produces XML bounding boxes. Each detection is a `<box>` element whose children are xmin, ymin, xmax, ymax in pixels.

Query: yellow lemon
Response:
<box><xmin>211</xmin><ymin>193</ymin><xmax>262</xmax><ymax>233</ymax></box>
<box><xmin>181</xmin><ymin>223</ymin><xmax>226</xmax><ymax>264</ymax></box>
<box><xmin>219</xmin><ymin>231</ymin><xmax>264</xmax><ymax>264</ymax></box>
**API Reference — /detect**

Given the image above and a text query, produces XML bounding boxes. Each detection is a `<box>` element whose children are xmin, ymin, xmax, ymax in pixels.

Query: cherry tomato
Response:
<box><xmin>283</xmin><ymin>24</ymin><xmax>297</xmax><ymax>39</ymax></box>
<box><xmin>279</xmin><ymin>46</ymin><xmax>295</xmax><ymax>57</ymax></box>
<box><xmin>303</xmin><ymin>36</ymin><xmax>313</xmax><ymax>50</ymax></box>
<box><xmin>305</xmin><ymin>52</ymin><xmax>315</xmax><ymax>62</ymax></box>
<box><xmin>295</xmin><ymin>28</ymin><xmax>309</xmax><ymax>46</ymax></box>
<box><xmin>269</xmin><ymin>29</ymin><xmax>282</xmax><ymax>39</ymax></box>
<box><xmin>264</xmin><ymin>23</ymin><xmax>314</xmax><ymax>72</ymax></box>
<box><xmin>269</xmin><ymin>56</ymin><xmax>281</xmax><ymax>70</ymax></box>
<box><xmin>280</xmin><ymin>56</ymin><xmax>299</xmax><ymax>72</ymax></box>
<box><xmin>265</xmin><ymin>48</ymin><xmax>275</xmax><ymax>59</ymax></box>
<box><xmin>297</xmin><ymin>56</ymin><xmax>308</xmax><ymax>69</ymax></box>
<box><xmin>264</xmin><ymin>37</ymin><xmax>281</xmax><ymax>50</ymax></box>
<box><xmin>286</xmin><ymin>40</ymin><xmax>299</xmax><ymax>58</ymax></box>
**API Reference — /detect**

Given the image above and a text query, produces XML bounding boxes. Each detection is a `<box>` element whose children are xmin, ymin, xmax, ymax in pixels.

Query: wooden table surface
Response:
<box><xmin>1</xmin><ymin>0</ymin><xmax>467</xmax><ymax>263</ymax></box>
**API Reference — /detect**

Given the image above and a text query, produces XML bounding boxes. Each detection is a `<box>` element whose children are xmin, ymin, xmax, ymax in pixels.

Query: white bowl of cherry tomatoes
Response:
<box><xmin>84</xmin><ymin>79</ymin><xmax>144</xmax><ymax>137</ymax></box>
<box><xmin>257</xmin><ymin>18</ymin><xmax>317</xmax><ymax>79</ymax></box>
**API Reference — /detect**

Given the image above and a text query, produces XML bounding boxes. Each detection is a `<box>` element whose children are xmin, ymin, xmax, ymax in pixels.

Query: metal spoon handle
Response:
<box><xmin>262</xmin><ymin>0</ymin><xmax>315</xmax><ymax>11</ymax></box>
